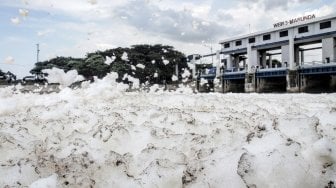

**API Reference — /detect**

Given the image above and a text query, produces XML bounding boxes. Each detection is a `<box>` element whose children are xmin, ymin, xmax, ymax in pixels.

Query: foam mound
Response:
<box><xmin>0</xmin><ymin>74</ymin><xmax>335</xmax><ymax>188</ymax></box>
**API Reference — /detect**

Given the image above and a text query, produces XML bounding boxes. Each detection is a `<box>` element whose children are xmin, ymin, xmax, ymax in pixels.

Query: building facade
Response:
<box><xmin>196</xmin><ymin>14</ymin><xmax>336</xmax><ymax>93</ymax></box>
<box><xmin>220</xmin><ymin>14</ymin><xmax>336</xmax><ymax>72</ymax></box>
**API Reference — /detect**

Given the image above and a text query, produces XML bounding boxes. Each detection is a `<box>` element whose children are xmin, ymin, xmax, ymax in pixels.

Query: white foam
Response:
<box><xmin>163</xmin><ymin>59</ymin><xmax>169</xmax><ymax>65</ymax></box>
<box><xmin>104</xmin><ymin>55</ymin><xmax>115</xmax><ymax>65</ymax></box>
<box><xmin>121</xmin><ymin>52</ymin><xmax>129</xmax><ymax>61</ymax></box>
<box><xmin>136</xmin><ymin>64</ymin><xmax>145</xmax><ymax>69</ymax></box>
<box><xmin>29</xmin><ymin>174</ymin><xmax>58</xmax><ymax>188</ymax></box>
<box><xmin>0</xmin><ymin>74</ymin><xmax>335</xmax><ymax>187</ymax></box>
<box><xmin>172</xmin><ymin>75</ymin><xmax>178</xmax><ymax>81</ymax></box>
<box><xmin>42</xmin><ymin>67</ymin><xmax>84</xmax><ymax>87</ymax></box>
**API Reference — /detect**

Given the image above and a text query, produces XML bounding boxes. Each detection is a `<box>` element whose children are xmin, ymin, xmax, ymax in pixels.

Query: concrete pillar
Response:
<box><xmin>247</xmin><ymin>45</ymin><xmax>258</xmax><ymax>73</ymax></box>
<box><xmin>269</xmin><ymin>55</ymin><xmax>272</xmax><ymax>68</ymax></box>
<box><xmin>294</xmin><ymin>47</ymin><xmax>300</xmax><ymax>67</ymax></box>
<box><xmin>281</xmin><ymin>45</ymin><xmax>289</xmax><ymax>67</ymax></box>
<box><xmin>300</xmin><ymin>51</ymin><xmax>304</xmax><ymax>65</ymax></box>
<box><xmin>322</xmin><ymin>37</ymin><xmax>336</xmax><ymax>63</ymax></box>
<box><xmin>227</xmin><ymin>55</ymin><xmax>233</xmax><ymax>69</ymax></box>
<box><xmin>261</xmin><ymin>51</ymin><xmax>267</xmax><ymax>68</ymax></box>
<box><xmin>334</xmin><ymin>38</ymin><xmax>336</xmax><ymax>62</ymax></box>
<box><xmin>246</xmin><ymin>44</ymin><xmax>257</xmax><ymax>93</ymax></box>
<box><xmin>286</xmin><ymin>70</ymin><xmax>299</xmax><ymax>92</ymax></box>
<box><xmin>287</xmin><ymin>36</ymin><xmax>299</xmax><ymax>92</ymax></box>
<box><xmin>190</xmin><ymin>58</ymin><xmax>197</xmax><ymax>79</ymax></box>
<box><xmin>215</xmin><ymin>50</ymin><xmax>220</xmax><ymax>78</ymax></box>
<box><xmin>234</xmin><ymin>55</ymin><xmax>240</xmax><ymax>69</ymax></box>
<box><xmin>247</xmin><ymin>44</ymin><xmax>252</xmax><ymax>71</ymax></box>
<box><xmin>289</xmin><ymin>37</ymin><xmax>295</xmax><ymax>70</ymax></box>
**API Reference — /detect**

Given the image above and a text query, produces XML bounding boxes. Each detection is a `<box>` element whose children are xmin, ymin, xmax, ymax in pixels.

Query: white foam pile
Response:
<box><xmin>42</xmin><ymin>68</ymin><xmax>84</xmax><ymax>87</ymax></box>
<box><xmin>0</xmin><ymin>73</ymin><xmax>336</xmax><ymax>188</ymax></box>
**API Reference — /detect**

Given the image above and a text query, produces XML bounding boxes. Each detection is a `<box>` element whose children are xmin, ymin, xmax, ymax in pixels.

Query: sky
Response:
<box><xmin>0</xmin><ymin>0</ymin><xmax>335</xmax><ymax>78</ymax></box>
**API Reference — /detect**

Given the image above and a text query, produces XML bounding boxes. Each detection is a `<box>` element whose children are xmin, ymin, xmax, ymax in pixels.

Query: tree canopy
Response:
<box><xmin>30</xmin><ymin>44</ymin><xmax>188</xmax><ymax>84</ymax></box>
<box><xmin>0</xmin><ymin>69</ymin><xmax>4</xmax><ymax>76</ymax></box>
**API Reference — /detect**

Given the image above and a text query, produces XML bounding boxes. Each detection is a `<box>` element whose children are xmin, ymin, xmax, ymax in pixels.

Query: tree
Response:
<box><xmin>271</xmin><ymin>59</ymin><xmax>282</xmax><ymax>68</ymax></box>
<box><xmin>30</xmin><ymin>44</ymin><xmax>189</xmax><ymax>84</ymax></box>
<box><xmin>0</xmin><ymin>69</ymin><xmax>4</xmax><ymax>76</ymax></box>
<box><xmin>85</xmin><ymin>54</ymin><xmax>110</xmax><ymax>78</ymax></box>
<box><xmin>30</xmin><ymin>57</ymin><xmax>79</xmax><ymax>74</ymax></box>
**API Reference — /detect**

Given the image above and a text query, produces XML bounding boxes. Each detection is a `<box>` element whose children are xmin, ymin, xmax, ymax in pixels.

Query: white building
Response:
<box><xmin>219</xmin><ymin>13</ymin><xmax>336</xmax><ymax>73</ymax></box>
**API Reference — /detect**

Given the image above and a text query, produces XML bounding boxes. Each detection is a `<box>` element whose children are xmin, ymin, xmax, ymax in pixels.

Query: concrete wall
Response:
<box><xmin>287</xmin><ymin>70</ymin><xmax>299</xmax><ymax>92</ymax></box>
<box><xmin>322</xmin><ymin>37</ymin><xmax>336</xmax><ymax>63</ymax></box>
<box><xmin>244</xmin><ymin>73</ymin><xmax>256</xmax><ymax>92</ymax></box>
<box><xmin>226</xmin><ymin>55</ymin><xmax>233</xmax><ymax>69</ymax></box>
<box><xmin>281</xmin><ymin>45</ymin><xmax>290</xmax><ymax>67</ymax></box>
<box><xmin>247</xmin><ymin>45</ymin><xmax>258</xmax><ymax>73</ymax></box>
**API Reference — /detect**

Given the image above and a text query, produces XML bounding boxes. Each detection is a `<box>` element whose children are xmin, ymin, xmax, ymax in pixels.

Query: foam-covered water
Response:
<box><xmin>0</xmin><ymin>73</ymin><xmax>335</xmax><ymax>188</ymax></box>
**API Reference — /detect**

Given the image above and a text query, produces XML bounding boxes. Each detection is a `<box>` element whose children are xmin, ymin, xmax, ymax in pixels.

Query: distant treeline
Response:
<box><xmin>30</xmin><ymin>44</ymin><xmax>189</xmax><ymax>84</ymax></box>
<box><xmin>0</xmin><ymin>69</ymin><xmax>16</xmax><ymax>83</ymax></box>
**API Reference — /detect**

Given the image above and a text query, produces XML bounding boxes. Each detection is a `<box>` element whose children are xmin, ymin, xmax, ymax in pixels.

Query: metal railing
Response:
<box><xmin>301</xmin><ymin>60</ymin><xmax>336</xmax><ymax>68</ymax></box>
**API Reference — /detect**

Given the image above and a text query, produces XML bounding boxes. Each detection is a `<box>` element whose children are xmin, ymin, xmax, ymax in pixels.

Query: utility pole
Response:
<box><xmin>36</xmin><ymin>43</ymin><xmax>40</xmax><ymax>63</ymax></box>
<box><xmin>203</xmin><ymin>43</ymin><xmax>213</xmax><ymax>64</ymax></box>
<box><xmin>210</xmin><ymin>45</ymin><xmax>213</xmax><ymax>65</ymax></box>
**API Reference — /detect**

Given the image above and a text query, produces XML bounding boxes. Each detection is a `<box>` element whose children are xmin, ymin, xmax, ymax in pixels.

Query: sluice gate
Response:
<box><xmin>192</xmin><ymin>14</ymin><xmax>336</xmax><ymax>93</ymax></box>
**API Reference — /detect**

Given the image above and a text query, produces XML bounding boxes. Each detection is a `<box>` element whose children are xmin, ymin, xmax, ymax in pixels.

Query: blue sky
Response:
<box><xmin>0</xmin><ymin>0</ymin><xmax>335</xmax><ymax>78</ymax></box>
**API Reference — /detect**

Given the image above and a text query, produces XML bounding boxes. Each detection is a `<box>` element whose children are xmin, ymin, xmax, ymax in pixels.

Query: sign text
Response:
<box><xmin>273</xmin><ymin>14</ymin><xmax>316</xmax><ymax>28</ymax></box>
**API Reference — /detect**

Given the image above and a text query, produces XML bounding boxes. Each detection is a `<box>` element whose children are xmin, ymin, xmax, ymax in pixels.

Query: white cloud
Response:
<box><xmin>87</xmin><ymin>0</ymin><xmax>98</xmax><ymax>5</ymax></box>
<box><xmin>19</xmin><ymin>9</ymin><xmax>29</xmax><ymax>17</ymax></box>
<box><xmin>4</xmin><ymin>56</ymin><xmax>15</xmax><ymax>64</ymax></box>
<box><xmin>3</xmin><ymin>0</ymin><xmax>128</xmax><ymax>21</ymax></box>
<box><xmin>190</xmin><ymin>4</ymin><xmax>211</xmax><ymax>19</ymax></box>
<box><xmin>37</xmin><ymin>29</ymin><xmax>54</xmax><ymax>37</ymax></box>
<box><xmin>304</xmin><ymin>5</ymin><xmax>334</xmax><ymax>17</ymax></box>
<box><xmin>10</xmin><ymin>17</ymin><xmax>20</xmax><ymax>25</ymax></box>
<box><xmin>95</xmin><ymin>43</ymin><xmax>116</xmax><ymax>51</ymax></box>
<box><xmin>1</xmin><ymin>0</ymin><xmax>335</xmax><ymax>79</ymax></box>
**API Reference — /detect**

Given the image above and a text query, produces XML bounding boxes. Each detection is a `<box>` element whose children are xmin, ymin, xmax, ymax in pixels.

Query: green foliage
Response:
<box><xmin>30</xmin><ymin>44</ymin><xmax>188</xmax><ymax>84</ymax></box>
<box><xmin>84</xmin><ymin>54</ymin><xmax>110</xmax><ymax>78</ymax></box>
<box><xmin>266</xmin><ymin>59</ymin><xmax>282</xmax><ymax>68</ymax></box>
<box><xmin>30</xmin><ymin>57</ymin><xmax>80</xmax><ymax>74</ymax></box>
<box><xmin>271</xmin><ymin>59</ymin><xmax>282</xmax><ymax>67</ymax></box>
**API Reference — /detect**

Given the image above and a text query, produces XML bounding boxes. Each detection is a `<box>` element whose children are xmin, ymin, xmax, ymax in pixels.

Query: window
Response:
<box><xmin>279</xmin><ymin>30</ymin><xmax>288</xmax><ymax>37</ymax></box>
<box><xmin>235</xmin><ymin>40</ymin><xmax>242</xmax><ymax>46</ymax></box>
<box><xmin>263</xmin><ymin>34</ymin><xmax>271</xmax><ymax>41</ymax></box>
<box><xmin>298</xmin><ymin>26</ymin><xmax>309</xmax><ymax>33</ymax></box>
<box><xmin>320</xmin><ymin>21</ymin><xmax>331</xmax><ymax>29</ymax></box>
<box><xmin>248</xmin><ymin>37</ymin><xmax>255</xmax><ymax>43</ymax></box>
<box><xmin>187</xmin><ymin>55</ymin><xmax>200</xmax><ymax>61</ymax></box>
<box><xmin>224</xmin><ymin>43</ymin><xmax>230</xmax><ymax>48</ymax></box>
